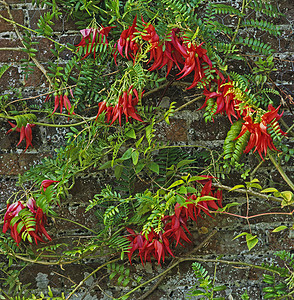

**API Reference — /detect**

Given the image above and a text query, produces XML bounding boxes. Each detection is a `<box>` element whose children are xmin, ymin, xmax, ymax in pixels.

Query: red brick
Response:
<box><xmin>156</xmin><ymin>119</ymin><xmax>188</xmax><ymax>142</ymax></box>
<box><xmin>0</xmin><ymin>10</ymin><xmax>24</xmax><ymax>32</ymax></box>
<box><xmin>29</xmin><ymin>10</ymin><xmax>77</xmax><ymax>32</ymax></box>
<box><xmin>24</xmin><ymin>66</ymin><xmax>46</xmax><ymax>87</ymax></box>
<box><xmin>0</xmin><ymin>38</ymin><xmax>26</xmax><ymax>62</ymax></box>
<box><xmin>191</xmin><ymin>115</ymin><xmax>232</xmax><ymax>141</ymax></box>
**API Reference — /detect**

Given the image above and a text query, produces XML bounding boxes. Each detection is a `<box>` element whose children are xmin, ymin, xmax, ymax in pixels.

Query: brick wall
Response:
<box><xmin>0</xmin><ymin>1</ymin><xmax>293</xmax><ymax>299</ymax></box>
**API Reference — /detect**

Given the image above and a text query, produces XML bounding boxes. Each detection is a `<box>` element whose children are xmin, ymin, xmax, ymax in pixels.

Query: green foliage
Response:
<box><xmin>223</xmin><ymin>120</ymin><xmax>249</xmax><ymax>168</ymax></box>
<box><xmin>188</xmin><ymin>262</ymin><xmax>226</xmax><ymax>299</ymax></box>
<box><xmin>262</xmin><ymin>251</ymin><xmax>294</xmax><ymax>299</ymax></box>
<box><xmin>0</xmin><ymin>0</ymin><xmax>292</xmax><ymax>299</ymax></box>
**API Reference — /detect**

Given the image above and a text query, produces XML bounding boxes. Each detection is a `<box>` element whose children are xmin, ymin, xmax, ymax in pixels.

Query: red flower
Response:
<box><xmin>96</xmin><ymin>87</ymin><xmax>143</xmax><ymax>125</ymax></box>
<box><xmin>235</xmin><ymin>111</ymin><xmax>284</xmax><ymax>159</ymax></box>
<box><xmin>76</xmin><ymin>26</ymin><xmax>114</xmax><ymax>59</ymax></box>
<box><xmin>41</xmin><ymin>180</ymin><xmax>59</xmax><ymax>192</ymax></box>
<box><xmin>126</xmin><ymin>228</ymin><xmax>174</xmax><ymax>266</ymax></box>
<box><xmin>200</xmin><ymin>78</ymin><xmax>242</xmax><ymax>123</ymax></box>
<box><xmin>2</xmin><ymin>199</ymin><xmax>51</xmax><ymax>245</ymax></box>
<box><xmin>115</xmin><ymin>16</ymin><xmax>139</xmax><ymax>61</ymax></box>
<box><xmin>51</xmin><ymin>93</ymin><xmax>75</xmax><ymax>116</ymax></box>
<box><xmin>176</xmin><ymin>39</ymin><xmax>212</xmax><ymax>89</ymax></box>
<box><xmin>6</xmin><ymin>121</ymin><xmax>35</xmax><ymax>152</ymax></box>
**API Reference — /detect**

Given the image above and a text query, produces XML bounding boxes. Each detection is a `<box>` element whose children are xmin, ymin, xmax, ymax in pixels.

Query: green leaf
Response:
<box><xmin>147</xmin><ymin>162</ymin><xmax>159</xmax><ymax>174</ymax></box>
<box><xmin>233</xmin><ymin>232</ymin><xmax>248</xmax><ymax>240</ymax></box>
<box><xmin>99</xmin><ymin>160</ymin><xmax>112</xmax><ymax>170</ymax></box>
<box><xmin>132</xmin><ymin>150</ymin><xmax>139</xmax><ymax>165</ymax></box>
<box><xmin>213</xmin><ymin>285</ymin><xmax>227</xmax><ymax>291</ymax></box>
<box><xmin>168</xmin><ymin>180</ymin><xmax>184</xmax><ymax>189</ymax></box>
<box><xmin>122</xmin><ymin>277</ymin><xmax>130</xmax><ymax>287</ymax></box>
<box><xmin>178</xmin><ymin>186</ymin><xmax>187</xmax><ymax>195</ymax></box>
<box><xmin>125</xmin><ymin>129</ymin><xmax>136</xmax><ymax>139</ymax></box>
<box><xmin>121</xmin><ymin>148</ymin><xmax>133</xmax><ymax>160</ymax></box>
<box><xmin>247</xmin><ymin>183</ymin><xmax>262</xmax><ymax>190</ymax></box>
<box><xmin>117</xmin><ymin>274</ymin><xmax>124</xmax><ymax>285</ymax></box>
<box><xmin>177</xmin><ymin>159</ymin><xmax>195</xmax><ymax>168</ymax></box>
<box><xmin>16</xmin><ymin>221</ymin><xmax>24</xmax><ymax>234</ymax></box>
<box><xmin>261</xmin><ymin>188</ymin><xmax>279</xmax><ymax>193</ymax></box>
<box><xmin>114</xmin><ymin>165</ymin><xmax>123</xmax><ymax>179</ymax></box>
<box><xmin>199</xmin><ymin>195</ymin><xmax>217</xmax><ymax>201</ymax></box>
<box><xmin>246</xmin><ymin>233</ymin><xmax>258</xmax><ymax>251</ymax></box>
<box><xmin>272</xmin><ymin>225</ymin><xmax>287</xmax><ymax>232</ymax></box>
<box><xmin>229</xmin><ymin>184</ymin><xmax>245</xmax><ymax>191</ymax></box>
<box><xmin>281</xmin><ymin>191</ymin><xmax>294</xmax><ymax>207</ymax></box>
<box><xmin>135</xmin><ymin>160</ymin><xmax>145</xmax><ymax>173</ymax></box>
<box><xmin>109</xmin><ymin>271</ymin><xmax>117</xmax><ymax>280</ymax></box>
<box><xmin>188</xmin><ymin>176</ymin><xmax>209</xmax><ymax>182</ymax></box>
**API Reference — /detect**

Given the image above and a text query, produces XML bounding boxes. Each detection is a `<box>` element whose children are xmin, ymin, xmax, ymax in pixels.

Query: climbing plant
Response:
<box><xmin>0</xmin><ymin>0</ymin><xmax>293</xmax><ymax>298</ymax></box>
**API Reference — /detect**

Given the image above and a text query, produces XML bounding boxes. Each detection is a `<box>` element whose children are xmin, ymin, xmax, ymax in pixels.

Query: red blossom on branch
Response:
<box><xmin>235</xmin><ymin>105</ymin><xmax>286</xmax><ymax>159</ymax></box>
<box><xmin>2</xmin><ymin>198</ymin><xmax>51</xmax><ymax>246</ymax></box>
<box><xmin>96</xmin><ymin>87</ymin><xmax>143</xmax><ymax>125</ymax></box>
<box><xmin>114</xmin><ymin>16</ymin><xmax>139</xmax><ymax>61</ymax></box>
<box><xmin>6</xmin><ymin>121</ymin><xmax>35</xmax><ymax>152</ymax></box>
<box><xmin>127</xmin><ymin>177</ymin><xmax>222</xmax><ymax>265</ymax></box>
<box><xmin>41</xmin><ymin>179</ymin><xmax>60</xmax><ymax>192</ymax></box>
<box><xmin>76</xmin><ymin>26</ymin><xmax>114</xmax><ymax>59</ymax></box>
<box><xmin>200</xmin><ymin>78</ymin><xmax>242</xmax><ymax>123</ymax></box>
<box><xmin>51</xmin><ymin>93</ymin><xmax>75</xmax><ymax>116</ymax></box>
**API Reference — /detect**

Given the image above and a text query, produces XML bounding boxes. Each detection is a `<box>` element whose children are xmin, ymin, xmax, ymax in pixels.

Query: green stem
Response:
<box><xmin>0</xmin><ymin>13</ymin><xmax>73</xmax><ymax>52</ymax></box>
<box><xmin>268</xmin><ymin>152</ymin><xmax>294</xmax><ymax>192</ymax></box>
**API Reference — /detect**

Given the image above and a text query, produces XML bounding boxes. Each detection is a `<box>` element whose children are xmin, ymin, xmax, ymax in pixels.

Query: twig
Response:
<box><xmin>211</xmin><ymin>182</ymin><xmax>283</xmax><ymax>202</ymax></box>
<box><xmin>268</xmin><ymin>152</ymin><xmax>294</xmax><ymax>192</ymax></box>
<box><xmin>65</xmin><ymin>257</ymin><xmax>120</xmax><ymax>300</ymax></box>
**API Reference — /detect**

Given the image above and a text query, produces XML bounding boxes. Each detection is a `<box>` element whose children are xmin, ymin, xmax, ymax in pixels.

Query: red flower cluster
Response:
<box><xmin>126</xmin><ymin>228</ymin><xmax>174</xmax><ymax>266</ymax></box>
<box><xmin>114</xmin><ymin>18</ymin><xmax>212</xmax><ymax>85</ymax></box>
<box><xmin>235</xmin><ymin>105</ymin><xmax>285</xmax><ymax>159</ymax></box>
<box><xmin>200</xmin><ymin>77</ymin><xmax>242</xmax><ymax>123</ymax></box>
<box><xmin>2</xmin><ymin>198</ymin><xmax>51</xmax><ymax>246</ymax></box>
<box><xmin>115</xmin><ymin>16</ymin><xmax>139</xmax><ymax>61</ymax></box>
<box><xmin>96</xmin><ymin>86</ymin><xmax>143</xmax><ymax>125</ymax></box>
<box><xmin>52</xmin><ymin>93</ymin><xmax>75</xmax><ymax>116</ymax></box>
<box><xmin>76</xmin><ymin>26</ymin><xmax>113</xmax><ymax>59</ymax></box>
<box><xmin>127</xmin><ymin>177</ymin><xmax>222</xmax><ymax>265</ymax></box>
<box><xmin>6</xmin><ymin>121</ymin><xmax>35</xmax><ymax>152</ymax></box>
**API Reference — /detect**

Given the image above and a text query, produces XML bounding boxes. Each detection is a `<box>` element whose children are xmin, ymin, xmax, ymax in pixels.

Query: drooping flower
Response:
<box><xmin>235</xmin><ymin>112</ymin><xmax>284</xmax><ymax>159</ymax></box>
<box><xmin>76</xmin><ymin>26</ymin><xmax>114</xmax><ymax>59</ymax></box>
<box><xmin>96</xmin><ymin>86</ymin><xmax>143</xmax><ymax>125</ymax></box>
<box><xmin>114</xmin><ymin>16</ymin><xmax>139</xmax><ymax>61</ymax></box>
<box><xmin>175</xmin><ymin>39</ymin><xmax>212</xmax><ymax>89</ymax></box>
<box><xmin>198</xmin><ymin>77</ymin><xmax>245</xmax><ymax>123</ymax></box>
<box><xmin>41</xmin><ymin>180</ymin><xmax>59</xmax><ymax>192</ymax></box>
<box><xmin>2</xmin><ymin>199</ymin><xmax>51</xmax><ymax>245</ymax></box>
<box><xmin>6</xmin><ymin>121</ymin><xmax>35</xmax><ymax>152</ymax></box>
<box><xmin>126</xmin><ymin>228</ymin><xmax>174</xmax><ymax>266</ymax></box>
<box><xmin>51</xmin><ymin>92</ymin><xmax>75</xmax><ymax>116</ymax></box>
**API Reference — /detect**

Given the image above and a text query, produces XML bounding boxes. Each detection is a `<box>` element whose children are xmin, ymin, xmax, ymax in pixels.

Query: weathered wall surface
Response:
<box><xmin>0</xmin><ymin>0</ymin><xmax>293</xmax><ymax>299</ymax></box>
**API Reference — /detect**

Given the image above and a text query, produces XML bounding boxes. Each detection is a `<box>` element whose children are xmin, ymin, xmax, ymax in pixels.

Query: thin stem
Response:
<box><xmin>0</xmin><ymin>10</ymin><xmax>72</xmax><ymax>52</ymax></box>
<box><xmin>212</xmin><ymin>182</ymin><xmax>283</xmax><ymax>202</ymax></box>
<box><xmin>54</xmin><ymin>216</ymin><xmax>99</xmax><ymax>234</ymax></box>
<box><xmin>268</xmin><ymin>152</ymin><xmax>294</xmax><ymax>192</ymax></box>
<box><xmin>65</xmin><ymin>257</ymin><xmax>120</xmax><ymax>300</ymax></box>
